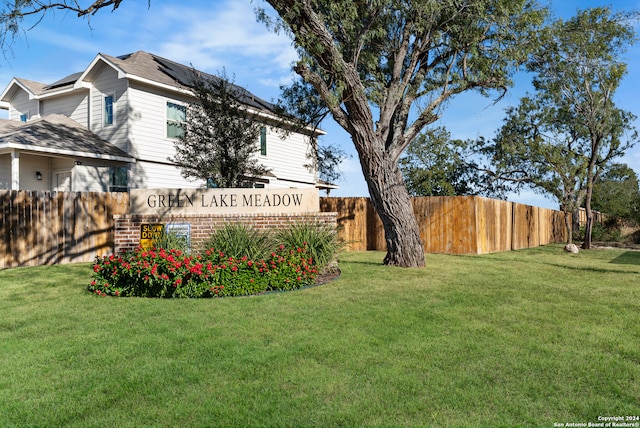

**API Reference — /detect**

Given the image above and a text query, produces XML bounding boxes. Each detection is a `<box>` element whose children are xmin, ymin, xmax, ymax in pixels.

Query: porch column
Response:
<box><xmin>10</xmin><ymin>150</ymin><xmax>19</xmax><ymax>190</ymax></box>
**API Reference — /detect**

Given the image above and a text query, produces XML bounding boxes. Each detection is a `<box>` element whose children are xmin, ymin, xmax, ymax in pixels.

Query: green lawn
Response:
<box><xmin>1</xmin><ymin>245</ymin><xmax>639</xmax><ymax>427</ymax></box>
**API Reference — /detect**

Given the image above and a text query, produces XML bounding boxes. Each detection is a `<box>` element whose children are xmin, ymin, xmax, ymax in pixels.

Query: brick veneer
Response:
<box><xmin>114</xmin><ymin>212</ymin><xmax>338</xmax><ymax>254</ymax></box>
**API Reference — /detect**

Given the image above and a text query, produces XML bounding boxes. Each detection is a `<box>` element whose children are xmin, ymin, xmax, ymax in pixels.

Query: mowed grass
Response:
<box><xmin>0</xmin><ymin>245</ymin><xmax>639</xmax><ymax>427</ymax></box>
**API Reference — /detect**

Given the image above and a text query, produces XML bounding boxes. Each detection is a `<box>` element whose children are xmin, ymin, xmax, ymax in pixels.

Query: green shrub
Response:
<box><xmin>275</xmin><ymin>222</ymin><xmax>341</xmax><ymax>269</ymax></box>
<box><xmin>200</xmin><ymin>223</ymin><xmax>273</xmax><ymax>260</ymax></box>
<box><xmin>577</xmin><ymin>220</ymin><xmax>623</xmax><ymax>243</ymax></box>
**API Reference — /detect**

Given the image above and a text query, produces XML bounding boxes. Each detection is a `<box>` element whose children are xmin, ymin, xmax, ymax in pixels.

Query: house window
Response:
<box><xmin>109</xmin><ymin>167</ymin><xmax>128</xmax><ymax>192</ymax></box>
<box><xmin>240</xmin><ymin>180</ymin><xmax>266</xmax><ymax>189</ymax></box>
<box><xmin>260</xmin><ymin>126</ymin><xmax>267</xmax><ymax>156</ymax></box>
<box><xmin>104</xmin><ymin>94</ymin><xmax>114</xmax><ymax>126</ymax></box>
<box><xmin>166</xmin><ymin>102</ymin><xmax>186</xmax><ymax>138</ymax></box>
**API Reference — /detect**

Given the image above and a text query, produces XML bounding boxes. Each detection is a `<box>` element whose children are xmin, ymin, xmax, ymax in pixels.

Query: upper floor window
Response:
<box><xmin>166</xmin><ymin>101</ymin><xmax>186</xmax><ymax>138</ymax></box>
<box><xmin>103</xmin><ymin>94</ymin><xmax>115</xmax><ymax>126</ymax></box>
<box><xmin>260</xmin><ymin>126</ymin><xmax>267</xmax><ymax>156</ymax></box>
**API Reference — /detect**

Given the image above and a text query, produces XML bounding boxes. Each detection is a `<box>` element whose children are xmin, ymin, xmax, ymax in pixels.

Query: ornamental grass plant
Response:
<box><xmin>200</xmin><ymin>222</ymin><xmax>273</xmax><ymax>260</ymax></box>
<box><xmin>275</xmin><ymin>221</ymin><xmax>342</xmax><ymax>269</ymax></box>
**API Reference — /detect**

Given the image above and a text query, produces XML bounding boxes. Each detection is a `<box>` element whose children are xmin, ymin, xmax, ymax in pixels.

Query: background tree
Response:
<box><xmin>400</xmin><ymin>127</ymin><xmax>480</xmax><ymax>197</ymax></box>
<box><xmin>527</xmin><ymin>7</ymin><xmax>637</xmax><ymax>249</ymax></box>
<box><xmin>169</xmin><ymin>70</ymin><xmax>270</xmax><ymax>188</ymax></box>
<box><xmin>591</xmin><ymin>163</ymin><xmax>640</xmax><ymax>224</ymax></box>
<box><xmin>476</xmin><ymin>7</ymin><xmax>638</xmax><ymax>246</ymax></box>
<box><xmin>474</xmin><ymin>96</ymin><xmax>592</xmax><ymax>244</ymax></box>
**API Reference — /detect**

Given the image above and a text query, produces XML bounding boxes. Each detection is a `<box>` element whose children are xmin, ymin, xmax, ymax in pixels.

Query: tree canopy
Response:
<box><xmin>400</xmin><ymin>127</ymin><xmax>479</xmax><ymax>197</ymax></box>
<box><xmin>169</xmin><ymin>71</ymin><xmax>270</xmax><ymax>188</ymax></box>
<box><xmin>591</xmin><ymin>163</ymin><xmax>640</xmax><ymax>223</ymax></box>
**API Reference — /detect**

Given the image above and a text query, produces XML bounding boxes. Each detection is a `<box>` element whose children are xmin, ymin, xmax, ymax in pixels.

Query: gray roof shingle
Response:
<box><xmin>0</xmin><ymin>114</ymin><xmax>135</xmax><ymax>162</ymax></box>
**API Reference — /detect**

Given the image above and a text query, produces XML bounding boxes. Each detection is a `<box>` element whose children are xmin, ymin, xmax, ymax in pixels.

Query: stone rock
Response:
<box><xmin>564</xmin><ymin>243</ymin><xmax>579</xmax><ymax>254</ymax></box>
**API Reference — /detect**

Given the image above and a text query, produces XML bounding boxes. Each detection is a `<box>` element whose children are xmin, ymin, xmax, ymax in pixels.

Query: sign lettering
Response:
<box><xmin>131</xmin><ymin>188</ymin><xmax>319</xmax><ymax>215</ymax></box>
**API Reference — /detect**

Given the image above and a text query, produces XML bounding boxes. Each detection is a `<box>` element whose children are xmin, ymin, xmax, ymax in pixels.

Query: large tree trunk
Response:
<box><xmin>358</xmin><ymin>142</ymin><xmax>425</xmax><ymax>267</ymax></box>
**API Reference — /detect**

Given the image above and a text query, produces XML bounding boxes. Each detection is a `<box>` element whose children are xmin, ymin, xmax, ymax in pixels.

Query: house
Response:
<box><xmin>0</xmin><ymin>51</ymin><xmax>330</xmax><ymax>192</ymax></box>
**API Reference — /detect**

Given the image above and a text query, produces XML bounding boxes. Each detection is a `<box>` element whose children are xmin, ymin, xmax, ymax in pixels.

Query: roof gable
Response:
<box><xmin>0</xmin><ymin>78</ymin><xmax>48</xmax><ymax>102</ymax></box>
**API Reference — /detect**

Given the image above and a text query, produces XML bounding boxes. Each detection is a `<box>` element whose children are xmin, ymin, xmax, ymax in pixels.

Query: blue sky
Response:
<box><xmin>1</xmin><ymin>0</ymin><xmax>639</xmax><ymax>209</ymax></box>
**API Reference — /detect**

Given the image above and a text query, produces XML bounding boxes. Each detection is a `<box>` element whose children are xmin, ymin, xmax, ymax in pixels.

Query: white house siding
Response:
<box><xmin>131</xmin><ymin>160</ymin><xmax>204</xmax><ymax>189</ymax></box>
<box><xmin>73</xmin><ymin>165</ymin><xmax>110</xmax><ymax>192</ymax></box>
<box><xmin>8</xmin><ymin>90</ymin><xmax>39</xmax><ymax>121</ymax></box>
<box><xmin>18</xmin><ymin>154</ymin><xmax>51</xmax><ymax>191</ymax></box>
<box><xmin>261</xmin><ymin>128</ymin><xmax>316</xmax><ymax>188</ymax></box>
<box><xmin>0</xmin><ymin>154</ymin><xmax>10</xmax><ymax>188</ymax></box>
<box><xmin>41</xmin><ymin>92</ymin><xmax>89</xmax><ymax>127</ymax></box>
<box><xmin>127</xmin><ymin>82</ymin><xmax>192</xmax><ymax>164</ymax></box>
<box><xmin>89</xmin><ymin>66</ymin><xmax>129</xmax><ymax>153</ymax></box>
<box><xmin>126</xmin><ymin>82</ymin><xmax>205</xmax><ymax>189</ymax></box>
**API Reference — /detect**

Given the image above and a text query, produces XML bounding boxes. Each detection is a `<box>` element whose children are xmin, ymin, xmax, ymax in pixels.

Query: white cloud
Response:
<box><xmin>146</xmin><ymin>1</ymin><xmax>297</xmax><ymax>74</ymax></box>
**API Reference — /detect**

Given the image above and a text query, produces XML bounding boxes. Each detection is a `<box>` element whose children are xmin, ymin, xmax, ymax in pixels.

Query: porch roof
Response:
<box><xmin>0</xmin><ymin>114</ymin><xmax>135</xmax><ymax>163</ymax></box>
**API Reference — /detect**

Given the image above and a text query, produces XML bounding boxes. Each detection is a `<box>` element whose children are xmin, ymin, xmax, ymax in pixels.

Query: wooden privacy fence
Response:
<box><xmin>1</xmin><ymin>191</ymin><xmax>571</xmax><ymax>269</ymax></box>
<box><xmin>0</xmin><ymin>190</ymin><xmax>129</xmax><ymax>269</ymax></box>
<box><xmin>320</xmin><ymin>196</ymin><xmax>568</xmax><ymax>254</ymax></box>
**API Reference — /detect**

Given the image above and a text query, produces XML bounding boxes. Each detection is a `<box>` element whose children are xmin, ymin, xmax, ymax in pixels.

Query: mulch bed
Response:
<box><xmin>315</xmin><ymin>267</ymin><xmax>341</xmax><ymax>286</ymax></box>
